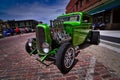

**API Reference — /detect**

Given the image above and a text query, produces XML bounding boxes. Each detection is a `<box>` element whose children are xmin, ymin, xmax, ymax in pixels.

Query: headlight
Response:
<box><xmin>28</xmin><ymin>42</ymin><xmax>32</xmax><ymax>47</ymax></box>
<box><xmin>28</xmin><ymin>38</ymin><xmax>33</xmax><ymax>47</ymax></box>
<box><xmin>42</xmin><ymin>42</ymin><xmax>50</xmax><ymax>53</ymax></box>
<box><xmin>43</xmin><ymin>48</ymin><xmax>49</xmax><ymax>53</ymax></box>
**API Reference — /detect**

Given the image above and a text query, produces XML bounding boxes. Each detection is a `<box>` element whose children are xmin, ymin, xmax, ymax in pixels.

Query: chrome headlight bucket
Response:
<box><xmin>42</xmin><ymin>42</ymin><xmax>50</xmax><ymax>53</ymax></box>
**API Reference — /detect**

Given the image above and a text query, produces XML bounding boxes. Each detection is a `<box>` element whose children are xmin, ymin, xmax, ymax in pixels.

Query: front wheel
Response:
<box><xmin>56</xmin><ymin>42</ymin><xmax>75</xmax><ymax>74</ymax></box>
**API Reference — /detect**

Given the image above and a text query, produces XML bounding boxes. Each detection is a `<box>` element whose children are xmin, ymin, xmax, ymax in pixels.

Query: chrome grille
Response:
<box><xmin>36</xmin><ymin>27</ymin><xmax>45</xmax><ymax>51</ymax></box>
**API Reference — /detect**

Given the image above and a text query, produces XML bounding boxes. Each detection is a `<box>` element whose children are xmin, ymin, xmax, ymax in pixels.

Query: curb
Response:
<box><xmin>100</xmin><ymin>35</ymin><xmax>120</xmax><ymax>44</ymax></box>
<box><xmin>100</xmin><ymin>39</ymin><xmax>120</xmax><ymax>53</ymax></box>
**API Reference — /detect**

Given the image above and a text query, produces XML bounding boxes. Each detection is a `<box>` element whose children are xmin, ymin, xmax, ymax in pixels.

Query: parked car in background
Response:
<box><xmin>2</xmin><ymin>28</ymin><xmax>15</xmax><ymax>37</ymax></box>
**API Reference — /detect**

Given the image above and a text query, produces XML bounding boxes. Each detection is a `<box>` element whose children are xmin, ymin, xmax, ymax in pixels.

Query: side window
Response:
<box><xmin>83</xmin><ymin>16</ymin><xmax>90</xmax><ymax>23</ymax></box>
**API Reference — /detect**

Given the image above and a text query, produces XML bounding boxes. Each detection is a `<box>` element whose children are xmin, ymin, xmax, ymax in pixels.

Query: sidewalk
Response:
<box><xmin>100</xmin><ymin>30</ymin><xmax>120</xmax><ymax>53</ymax></box>
<box><xmin>100</xmin><ymin>30</ymin><xmax>120</xmax><ymax>38</ymax></box>
<box><xmin>97</xmin><ymin>30</ymin><xmax>120</xmax><ymax>76</ymax></box>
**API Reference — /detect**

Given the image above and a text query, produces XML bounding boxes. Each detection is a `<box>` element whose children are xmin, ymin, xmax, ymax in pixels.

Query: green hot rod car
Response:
<box><xmin>25</xmin><ymin>12</ymin><xmax>100</xmax><ymax>74</ymax></box>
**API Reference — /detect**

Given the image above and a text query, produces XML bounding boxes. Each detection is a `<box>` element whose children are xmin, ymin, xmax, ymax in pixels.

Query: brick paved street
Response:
<box><xmin>0</xmin><ymin>33</ymin><xmax>120</xmax><ymax>80</ymax></box>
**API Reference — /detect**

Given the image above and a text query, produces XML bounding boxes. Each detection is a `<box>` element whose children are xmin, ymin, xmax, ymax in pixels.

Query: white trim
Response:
<box><xmin>91</xmin><ymin>10</ymin><xmax>105</xmax><ymax>15</ymax></box>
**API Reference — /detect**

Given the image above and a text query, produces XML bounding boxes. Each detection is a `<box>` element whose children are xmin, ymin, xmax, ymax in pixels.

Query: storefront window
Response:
<box><xmin>105</xmin><ymin>11</ymin><xmax>111</xmax><ymax>23</ymax></box>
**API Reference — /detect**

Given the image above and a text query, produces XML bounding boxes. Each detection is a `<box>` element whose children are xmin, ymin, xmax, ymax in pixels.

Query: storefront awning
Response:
<box><xmin>87</xmin><ymin>0</ymin><xmax>120</xmax><ymax>15</ymax></box>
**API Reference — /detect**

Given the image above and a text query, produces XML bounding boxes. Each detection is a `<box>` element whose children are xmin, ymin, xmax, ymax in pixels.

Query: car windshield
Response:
<box><xmin>58</xmin><ymin>15</ymin><xmax>80</xmax><ymax>22</ymax></box>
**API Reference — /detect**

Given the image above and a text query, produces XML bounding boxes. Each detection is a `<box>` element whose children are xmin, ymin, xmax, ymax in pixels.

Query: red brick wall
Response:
<box><xmin>66</xmin><ymin>0</ymin><xmax>99</xmax><ymax>13</ymax></box>
<box><xmin>66</xmin><ymin>0</ymin><xmax>77</xmax><ymax>13</ymax></box>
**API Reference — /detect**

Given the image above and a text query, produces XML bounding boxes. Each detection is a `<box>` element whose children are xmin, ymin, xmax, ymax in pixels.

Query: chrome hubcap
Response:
<box><xmin>64</xmin><ymin>47</ymin><xmax>75</xmax><ymax>68</ymax></box>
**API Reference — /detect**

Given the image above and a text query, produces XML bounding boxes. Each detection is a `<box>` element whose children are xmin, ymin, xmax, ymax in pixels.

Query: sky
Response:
<box><xmin>0</xmin><ymin>0</ymin><xmax>69</xmax><ymax>24</ymax></box>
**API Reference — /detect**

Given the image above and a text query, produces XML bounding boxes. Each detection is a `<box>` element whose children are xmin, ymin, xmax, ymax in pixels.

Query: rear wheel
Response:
<box><xmin>56</xmin><ymin>42</ymin><xmax>75</xmax><ymax>74</ymax></box>
<box><xmin>90</xmin><ymin>30</ymin><xmax>100</xmax><ymax>44</ymax></box>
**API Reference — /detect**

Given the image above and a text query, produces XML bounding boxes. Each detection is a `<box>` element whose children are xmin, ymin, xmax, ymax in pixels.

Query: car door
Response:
<box><xmin>73</xmin><ymin>14</ymin><xmax>92</xmax><ymax>46</ymax></box>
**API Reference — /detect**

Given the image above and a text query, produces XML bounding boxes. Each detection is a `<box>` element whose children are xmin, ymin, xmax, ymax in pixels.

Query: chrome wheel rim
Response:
<box><xmin>64</xmin><ymin>47</ymin><xmax>75</xmax><ymax>68</ymax></box>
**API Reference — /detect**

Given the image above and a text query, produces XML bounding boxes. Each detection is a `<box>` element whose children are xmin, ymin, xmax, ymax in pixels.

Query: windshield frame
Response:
<box><xmin>57</xmin><ymin>14</ymin><xmax>80</xmax><ymax>22</ymax></box>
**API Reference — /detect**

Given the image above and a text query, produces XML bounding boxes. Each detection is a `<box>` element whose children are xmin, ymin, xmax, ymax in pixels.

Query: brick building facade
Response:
<box><xmin>66</xmin><ymin>0</ymin><xmax>100</xmax><ymax>13</ymax></box>
<box><xmin>7</xmin><ymin>20</ymin><xmax>38</xmax><ymax>29</ymax></box>
<box><xmin>66</xmin><ymin>0</ymin><xmax>120</xmax><ymax>30</ymax></box>
<box><xmin>0</xmin><ymin>19</ymin><xmax>38</xmax><ymax>30</ymax></box>
<box><xmin>0</xmin><ymin>19</ymin><xmax>38</xmax><ymax>37</ymax></box>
